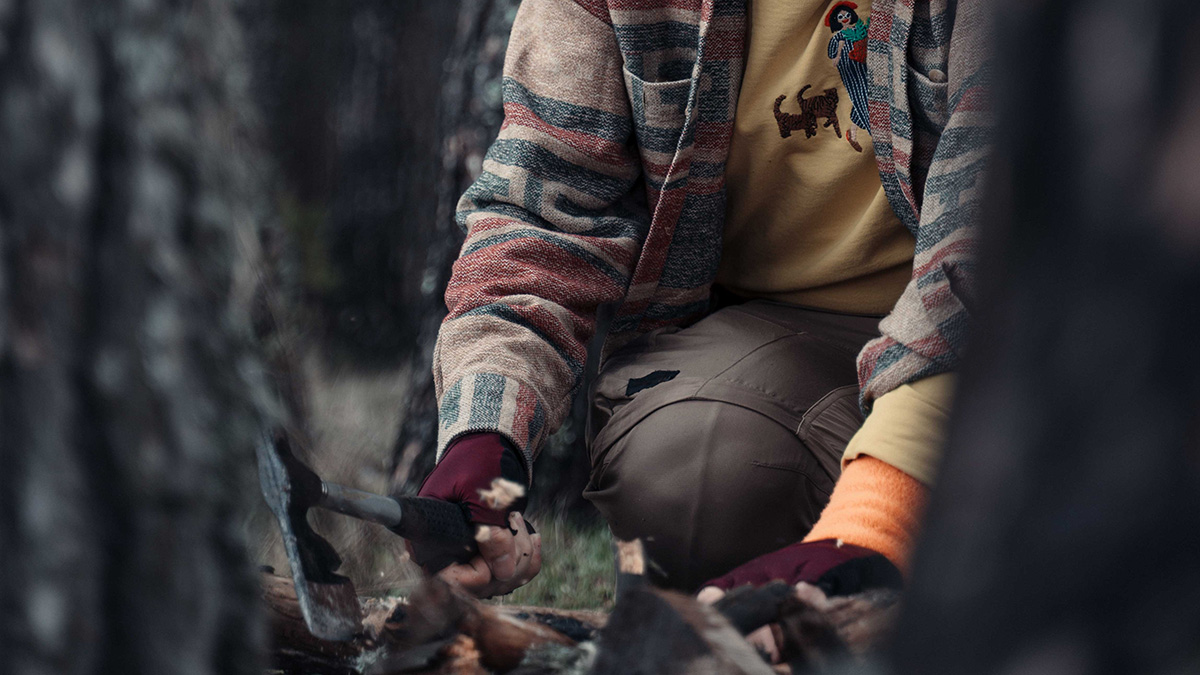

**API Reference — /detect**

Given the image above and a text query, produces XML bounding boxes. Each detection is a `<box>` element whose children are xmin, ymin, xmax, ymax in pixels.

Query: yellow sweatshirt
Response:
<box><xmin>718</xmin><ymin>0</ymin><xmax>915</xmax><ymax>315</ymax></box>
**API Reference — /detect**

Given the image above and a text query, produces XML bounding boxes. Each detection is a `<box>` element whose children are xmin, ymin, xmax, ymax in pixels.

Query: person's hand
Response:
<box><xmin>697</xmin><ymin>538</ymin><xmax>902</xmax><ymax>598</ymax></box>
<box><xmin>439</xmin><ymin>510</ymin><xmax>542</xmax><ymax>598</ymax></box>
<box><xmin>697</xmin><ymin>541</ymin><xmax>898</xmax><ymax>663</ymax></box>
<box><xmin>698</xmin><ymin>581</ymin><xmax>834</xmax><ymax>663</ymax></box>
<box><xmin>412</xmin><ymin>433</ymin><xmax>542</xmax><ymax>597</ymax></box>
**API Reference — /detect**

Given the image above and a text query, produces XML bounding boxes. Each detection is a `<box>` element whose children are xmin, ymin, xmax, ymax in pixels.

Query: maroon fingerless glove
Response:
<box><xmin>410</xmin><ymin>433</ymin><xmax>529</xmax><ymax>572</ymax></box>
<box><xmin>702</xmin><ymin>539</ymin><xmax>902</xmax><ymax>597</ymax></box>
<box><xmin>417</xmin><ymin>432</ymin><xmax>529</xmax><ymax>527</ymax></box>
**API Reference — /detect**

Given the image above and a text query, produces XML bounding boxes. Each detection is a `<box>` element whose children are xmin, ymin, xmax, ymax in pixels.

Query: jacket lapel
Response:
<box><xmin>866</xmin><ymin>0</ymin><xmax>919</xmax><ymax>234</ymax></box>
<box><xmin>617</xmin><ymin>0</ymin><xmax>748</xmax><ymax>334</ymax></box>
<box><xmin>656</xmin><ymin>0</ymin><xmax>720</xmax><ymax>194</ymax></box>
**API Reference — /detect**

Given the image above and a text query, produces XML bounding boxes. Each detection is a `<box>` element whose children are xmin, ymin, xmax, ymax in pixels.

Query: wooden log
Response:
<box><xmin>712</xmin><ymin>582</ymin><xmax>798</xmax><ymax>635</ymax></box>
<box><xmin>377</xmin><ymin>577</ymin><xmax>577</xmax><ymax>673</ymax></box>
<box><xmin>817</xmin><ymin>589</ymin><xmax>901</xmax><ymax>656</ymax></box>
<box><xmin>711</xmin><ymin>581</ymin><xmax>900</xmax><ymax>660</ymax></box>
<box><xmin>590</xmin><ymin>584</ymin><xmax>776</xmax><ymax>675</ymax></box>
<box><xmin>494</xmin><ymin>608</ymin><xmax>604</xmax><ymax>645</ymax></box>
<box><xmin>261</xmin><ymin>574</ymin><xmax>590</xmax><ymax>674</ymax></box>
<box><xmin>262</xmin><ymin>569</ymin><xmax>897</xmax><ymax>673</ymax></box>
<box><xmin>496</xmin><ymin>606</ymin><xmax>607</xmax><ymax>631</ymax></box>
<box><xmin>262</xmin><ymin>573</ymin><xmax>364</xmax><ymax>674</ymax></box>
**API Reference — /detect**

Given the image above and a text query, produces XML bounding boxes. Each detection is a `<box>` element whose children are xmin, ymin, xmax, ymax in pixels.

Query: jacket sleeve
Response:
<box><xmin>433</xmin><ymin>0</ymin><xmax>645</xmax><ymax>474</ymax></box>
<box><xmin>856</xmin><ymin>0</ymin><xmax>993</xmax><ymax>410</ymax></box>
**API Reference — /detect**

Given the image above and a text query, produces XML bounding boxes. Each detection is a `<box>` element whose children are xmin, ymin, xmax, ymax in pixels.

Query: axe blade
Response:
<box><xmin>257</xmin><ymin>431</ymin><xmax>361</xmax><ymax>641</ymax></box>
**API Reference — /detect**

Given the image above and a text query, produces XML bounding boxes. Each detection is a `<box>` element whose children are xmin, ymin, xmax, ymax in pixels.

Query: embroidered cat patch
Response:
<box><xmin>770</xmin><ymin>2</ymin><xmax>873</xmax><ymax>153</ymax></box>
<box><xmin>773</xmin><ymin>85</ymin><xmax>841</xmax><ymax>140</ymax></box>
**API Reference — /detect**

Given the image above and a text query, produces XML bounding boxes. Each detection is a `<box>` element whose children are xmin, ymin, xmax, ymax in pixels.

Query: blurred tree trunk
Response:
<box><xmin>240</xmin><ymin>1</ymin><xmax>465</xmax><ymax>443</ymax></box>
<box><xmin>386</xmin><ymin>0</ymin><xmax>599</xmax><ymax>519</ymax></box>
<box><xmin>0</xmin><ymin>0</ymin><xmax>268</xmax><ymax>673</ymax></box>
<box><xmin>888</xmin><ymin>0</ymin><xmax>1200</xmax><ymax>672</ymax></box>
<box><xmin>246</xmin><ymin>0</ymin><xmax>463</xmax><ymax>362</ymax></box>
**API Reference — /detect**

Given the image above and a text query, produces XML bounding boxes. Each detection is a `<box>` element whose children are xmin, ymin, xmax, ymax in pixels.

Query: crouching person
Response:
<box><xmin>411</xmin><ymin>0</ymin><xmax>990</xmax><ymax>605</ymax></box>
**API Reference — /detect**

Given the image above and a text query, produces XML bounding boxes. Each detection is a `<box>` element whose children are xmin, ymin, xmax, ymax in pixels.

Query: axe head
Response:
<box><xmin>257</xmin><ymin>430</ymin><xmax>361</xmax><ymax>641</ymax></box>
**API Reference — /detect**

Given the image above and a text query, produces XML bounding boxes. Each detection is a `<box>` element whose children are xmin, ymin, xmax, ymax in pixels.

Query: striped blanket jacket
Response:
<box><xmin>434</xmin><ymin>0</ymin><xmax>992</xmax><ymax>472</ymax></box>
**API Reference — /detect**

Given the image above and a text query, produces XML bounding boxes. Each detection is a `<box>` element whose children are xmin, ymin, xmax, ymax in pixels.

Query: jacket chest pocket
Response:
<box><xmin>623</xmin><ymin>67</ymin><xmax>693</xmax><ymax>180</ymax></box>
<box><xmin>906</xmin><ymin>63</ymin><xmax>950</xmax><ymax>132</ymax></box>
<box><xmin>904</xmin><ymin>0</ymin><xmax>952</xmax><ymax>133</ymax></box>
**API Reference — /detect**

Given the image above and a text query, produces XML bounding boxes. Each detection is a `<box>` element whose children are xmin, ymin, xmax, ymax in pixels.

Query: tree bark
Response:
<box><xmin>0</xmin><ymin>1</ymin><xmax>269</xmax><ymax>672</ymax></box>
<box><xmin>244</xmin><ymin>0</ymin><xmax>463</xmax><ymax>362</ymax></box>
<box><xmin>888</xmin><ymin>1</ymin><xmax>1200</xmax><ymax>672</ymax></box>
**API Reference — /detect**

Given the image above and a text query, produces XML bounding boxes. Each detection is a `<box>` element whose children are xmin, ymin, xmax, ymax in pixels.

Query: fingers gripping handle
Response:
<box><xmin>394</xmin><ymin>496</ymin><xmax>479</xmax><ymax>571</ymax></box>
<box><xmin>398</xmin><ymin>497</ymin><xmax>538</xmax><ymax>573</ymax></box>
<box><xmin>395</xmin><ymin>496</ymin><xmax>477</xmax><ymax>545</ymax></box>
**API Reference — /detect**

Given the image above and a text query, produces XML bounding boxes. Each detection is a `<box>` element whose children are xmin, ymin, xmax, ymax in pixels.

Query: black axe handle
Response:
<box><xmin>320</xmin><ymin>480</ymin><xmax>536</xmax><ymax>574</ymax></box>
<box><xmin>319</xmin><ymin>483</ymin><xmax>478</xmax><ymax>567</ymax></box>
<box><xmin>388</xmin><ymin>495</ymin><xmax>537</xmax><ymax>573</ymax></box>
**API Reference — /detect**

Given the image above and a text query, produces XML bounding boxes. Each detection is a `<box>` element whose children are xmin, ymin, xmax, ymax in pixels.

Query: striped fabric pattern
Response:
<box><xmin>435</xmin><ymin>0</ymin><xmax>990</xmax><ymax>473</ymax></box>
<box><xmin>855</xmin><ymin>0</ymin><xmax>992</xmax><ymax>408</ymax></box>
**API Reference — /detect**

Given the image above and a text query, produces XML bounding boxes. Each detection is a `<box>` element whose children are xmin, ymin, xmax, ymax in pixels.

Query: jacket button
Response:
<box><xmin>927</xmin><ymin>68</ymin><xmax>947</xmax><ymax>83</ymax></box>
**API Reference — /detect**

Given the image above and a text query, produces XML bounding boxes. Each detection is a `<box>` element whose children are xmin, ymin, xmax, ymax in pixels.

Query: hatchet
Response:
<box><xmin>256</xmin><ymin>429</ymin><xmax>477</xmax><ymax>641</ymax></box>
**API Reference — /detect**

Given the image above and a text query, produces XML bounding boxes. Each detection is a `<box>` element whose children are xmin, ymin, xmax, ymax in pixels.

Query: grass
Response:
<box><xmin>491</xmin><ymin>517</ymin><xmax>615</xmax><ymax>611</ymax></box>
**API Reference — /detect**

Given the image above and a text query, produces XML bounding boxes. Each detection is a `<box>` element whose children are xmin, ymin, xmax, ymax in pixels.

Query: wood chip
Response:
<box><xmin>477</xmin><ymin>478</ymin><xmax>525</xmax><ymax>510</ymax></box>
<box><xmin>440</xmin><ymin>635</ymin><xmax>487</xmax><ymax>675</ymax></box>
<box><xmin>615</xmin><ymin>539</ymin><xmax>645</xmax><ymax>575</ymax></box>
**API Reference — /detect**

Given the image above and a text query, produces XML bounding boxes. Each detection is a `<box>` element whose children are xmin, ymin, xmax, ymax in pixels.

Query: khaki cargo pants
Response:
<box><xmin>584</xmin><ymin>300</ymin><xmax>882</xmax><ymax>591</ymax></box>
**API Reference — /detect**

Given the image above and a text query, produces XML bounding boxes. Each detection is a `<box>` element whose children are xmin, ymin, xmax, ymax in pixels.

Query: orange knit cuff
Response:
<box><xmin>802</xmin><ymin>456</ymin><xmax>929</xmax><ymax>574</ymax></box>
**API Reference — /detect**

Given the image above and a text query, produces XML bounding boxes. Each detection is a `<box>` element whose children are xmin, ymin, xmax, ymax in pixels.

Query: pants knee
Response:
<box><xmin>584</xmin><ymin>399</ymin><xmax>834</xmax><ymax>590</ymax></box>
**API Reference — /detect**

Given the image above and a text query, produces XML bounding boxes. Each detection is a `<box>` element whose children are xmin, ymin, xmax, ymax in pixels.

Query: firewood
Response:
<box><xmin>262</xmin><ymin>570</ymin><xmax>897</xmax><ymax>673</ymax></box>
<box><xmin>497</xmin><ymin>607</ymin><xmax>604</xmax><ymax>643</ymax></box>
<box><xmin>436</xmin><ymin>636</ymin><xmax>489</xmax><ymax>675</ymax></box>
<box><xmin>772</xmin><ymin>586</ymin><xmax>901</xmax><ymax>670</ymax></box>
<box><xmin>713</xmin><ymin>581</ymin><xmax>797</xmax><ymax>634</ymax></box>
<box><xmin>816</xmin><ymin>589</ymin><xmax>901</xmax><ymax>655</ymax></box>
<box><xmin>590</xmin><ymin>583</ymin><xmax>776</xmax><ymax>675</ymax></box>
<box><xmin>710</xmin><ymin>580</ymin><xmax>900</xmax><ymax>664</ymax></box>
<box><xmin>497</xmin><ymin>606</ymin><xmax>607</xmax><ymax>630</ymax></box>
<box><xmin>774</xmin><ymin>599</ymin><xmax>847</xmax><ymax>671</ymax></box>
<box><xmin>612</xmin><ymin>538</ymin><xmax>649</xmax><ymax>594</ymax></box>
<box><xmin>261</xmin><ymin>573</ymin><xmax>590</xmax><ymax>674</ymax></box>
<box><xmin>262</xmin><ymin>573</ymin><xmax>364</xmax><ymax>674</ymax></box>
<box><xmin>387</xmin><ymin>578</ymin><xmax>576</xmax><ymax>672</ymax></box>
